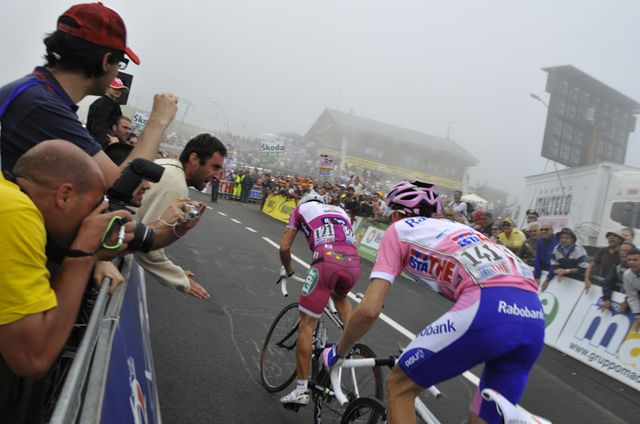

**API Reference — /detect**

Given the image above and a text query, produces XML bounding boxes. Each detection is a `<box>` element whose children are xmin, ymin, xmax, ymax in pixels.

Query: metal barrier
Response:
<box><xmin>49</xmin><ymin>256</ymin><xmax>161</xmax><ymax>423</ymax></box>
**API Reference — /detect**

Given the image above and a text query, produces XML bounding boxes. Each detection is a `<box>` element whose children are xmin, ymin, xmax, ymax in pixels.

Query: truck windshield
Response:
<box><xmin>610</xmin><ymin>201</ymin><xmax>640</xmax><ymax>229</ymax></box>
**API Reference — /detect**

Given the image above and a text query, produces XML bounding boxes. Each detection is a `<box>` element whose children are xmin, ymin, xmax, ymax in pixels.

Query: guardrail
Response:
<box><xmin>49</xmin><ymin>256</ymin><xmax>161</xmax><ymax>423</ymax></box>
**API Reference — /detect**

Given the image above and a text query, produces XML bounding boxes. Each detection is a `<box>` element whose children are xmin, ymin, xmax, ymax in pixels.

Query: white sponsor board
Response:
<box><xmin>554</xmin><ymin>285</ymin><xmax>640</xmax><ymax>391</ymax></box>
<box><xmin>361</xmin><ymin>226</ymin><xmax>384</xmax><ymax>250</ymax></box>
<box><xmin>260</xmin><ymin>139</ymin><xmax>285</xmax><ymax>153</ymax></box>
<box><xmin>538</xmin><ymin>274</ymin><xmax>585</xmax><ymax>347</ymax></box>
<box><xmin>132</xmin><ymin>111</ymin><xmax>149</xmax><ymax>134</ymax></box>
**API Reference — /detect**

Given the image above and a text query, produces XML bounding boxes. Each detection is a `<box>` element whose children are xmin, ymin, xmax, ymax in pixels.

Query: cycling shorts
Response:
<box><xmin>299</xmin><ymin>244</ymin><xmax>361</xmax><ymax>319</ymax></box>
<box><xmin>397</xmin><ymin>286</ymin><xmax>545</xmax><ymax>424</ymax></box>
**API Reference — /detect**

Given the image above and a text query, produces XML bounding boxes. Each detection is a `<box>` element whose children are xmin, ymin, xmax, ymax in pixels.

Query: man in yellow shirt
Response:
<box><xmin>497</xmin><ymin>218</ymin><xmax>526</xmax><ymax>253</ymax></box>
<box><xmin>0</xmin><ymin>140</ymin><xmax>134</xmax><ymax>380</ymax></box>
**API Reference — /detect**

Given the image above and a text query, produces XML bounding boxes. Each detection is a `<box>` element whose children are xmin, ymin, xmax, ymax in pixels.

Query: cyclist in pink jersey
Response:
<box><xmin>279</xmin><ymin>189</ymin><xmax>361</xmax><ymax>405</ymax></box>
<box><xmin>323</xmin><ymin>181</ymin><xmax>544</xmax><ymax>424</ymax></box>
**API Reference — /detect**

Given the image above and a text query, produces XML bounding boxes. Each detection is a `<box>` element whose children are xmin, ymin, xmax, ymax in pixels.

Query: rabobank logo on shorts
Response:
<box><xmin>497</xmin><ymin>300</ymin><xmax>544</xmax><ymax>320</ymax></box>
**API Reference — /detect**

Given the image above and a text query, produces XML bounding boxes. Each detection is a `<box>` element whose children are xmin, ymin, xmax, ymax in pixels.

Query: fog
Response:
<box><xmin>2</xmin><ymin>0</ymin><xmax>639</xmax><ymax>197</ymax></box>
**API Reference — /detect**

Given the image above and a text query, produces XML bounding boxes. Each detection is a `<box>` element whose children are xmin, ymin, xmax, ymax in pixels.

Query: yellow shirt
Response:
<box><xmin>0</xmin><ymin>174</ymin><xmax>56</xmax><ymax>325</ymax></box>
<box><xmin>497</xmin><ymin>229</ymin><xmax>526</xmax><ymax>250</ymax></box>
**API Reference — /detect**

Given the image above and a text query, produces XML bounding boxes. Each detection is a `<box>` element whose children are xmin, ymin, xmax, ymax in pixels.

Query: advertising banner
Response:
<box><xmin>554</xmin><ymin>286</ymin><xmax>640</xmax><ymax>391</ymax></box>
<box><xmin>355</xmin><ymin>222</ymin><xmax>387</xmax><ymax>262</ymax></box>
<box><xmin>262</xmin><ymin>194</ymin><xmax>297</xmax><ymax>223</ymax></box>
<box><xmin>132</xmin><ymin>111</ymin><xmax>149</xmax><ymax>134</ymax></box>
<box><xmin>538</xmin><ymin>274</ymin><xmax>586</xmax><ymax>347</ymax></box>
<box><xmin>101</xmin><ymin>264</ymin><xmax>160</xmax><ymax>424</ymax></box>
<box><xmin>318</xmin><ymin>154</ymin><xmax>334</xmax><ymax>176</ymax></box>
<box><xmin>260</xmin><ymin>139</ymin><xmax>285</xmax><ymax>154</ymax></box>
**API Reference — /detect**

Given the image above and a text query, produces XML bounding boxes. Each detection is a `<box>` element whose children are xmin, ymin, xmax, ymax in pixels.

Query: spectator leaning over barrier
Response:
<box><xmin>86</xmin><ymin>77</ymin><xmax>129</xmax><ymax>147</ymax></box>
<box><xmin>0</xmin><ymin>2</ymin><xmax>177</xmax><ymax>187</ymax></box>
<box><xmin>600</xmin><ymin>241</ymin><xmax>636</xmax><ymax>313</ymax></box>
<box><xmin>518</xmin><ymin>222</ymin><xmax>539</xmax><ymax>266</ymax></box>
<box><xmin>134</xmin><ymin>134</ymin><xmax>227</xmax><ymax>299</ymax></box>
<box><xmin>534</xmin><ymin>222</ymin><xmax>558</xmax><ymax>289</ymax></box>
<box><xmin>547</xmin><ymin>227</ymin><xmax>589</xmax><ymax>292</ymax></box>
<box><xmin>622</xmin><ymin>248</ymin><xmax>640</xmax><ymax>329</ymax></box>
<box><xmin>497</xmin><ymin>218</ymin><xmax>526</xmax><ymax>253</ymax></box>
<box><xmin>0</xmin><ymin>140</ymin><xmax>134</xmax><ymax>421</ymax></box>
<box><xmin>585</xmin><ymin>229</ymin><xmax>624</xmax><ymax>289</ymax></box>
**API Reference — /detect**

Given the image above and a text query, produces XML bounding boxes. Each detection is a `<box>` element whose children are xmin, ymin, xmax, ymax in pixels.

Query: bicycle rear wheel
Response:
<box><xmin>341</xmin><ymin>396</ymin><xmax>386</xmax><ymax>424</ymax></box>
<box><xmin>260</xmin><ymin>302</ymin><xmax>300</xmax><ymax>392</ymax></box>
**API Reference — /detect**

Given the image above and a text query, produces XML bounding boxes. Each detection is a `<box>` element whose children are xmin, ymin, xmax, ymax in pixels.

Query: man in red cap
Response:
<box><xmin>87</xmin><ymin>77</ymin><xmax>129</xmax><ymax>147</ymax></box>
<box><xmin>0</xmin><ymin>2</ymin><xmax>177</xmax><ymax>188</ymax></box>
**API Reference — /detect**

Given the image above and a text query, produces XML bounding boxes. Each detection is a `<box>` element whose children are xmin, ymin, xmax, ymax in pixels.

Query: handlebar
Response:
<box><xmin>329</xmin><ymin>357</ymin><xmax>442</xmax><ymax>406</ymax></box>
<box><xmin>276</xmin><ymin>266</ymin><xmax>306</xmax><ymax>297</ymax></box>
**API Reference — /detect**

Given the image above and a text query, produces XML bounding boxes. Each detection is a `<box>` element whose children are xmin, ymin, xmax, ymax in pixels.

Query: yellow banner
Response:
<box><xmin>318</xmin><ymin>148</ymin><xmax>461</xmax><ymax>189</ymax></box>
<box><xmin>262</xmin><ymin>194</ymin><xmax>297</xmax><ymax>223</ymax></box>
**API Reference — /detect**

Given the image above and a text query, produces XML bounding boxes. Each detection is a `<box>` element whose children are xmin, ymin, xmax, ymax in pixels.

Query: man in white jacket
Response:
<box><xmin>623</xmin><ymin>248</ymin><xmax>640</xmax><ymax>330</ymax></box>
<box><xmin>135</xmin><ymin>134</ymin><xmax>226</xmax><ymax>299</ymax></box>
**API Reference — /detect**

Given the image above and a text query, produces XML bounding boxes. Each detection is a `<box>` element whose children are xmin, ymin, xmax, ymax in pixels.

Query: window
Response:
<box><xmin>610</xmin><ymin>202</ymin><xmax>640</xmax><ymax>229</ymax></box>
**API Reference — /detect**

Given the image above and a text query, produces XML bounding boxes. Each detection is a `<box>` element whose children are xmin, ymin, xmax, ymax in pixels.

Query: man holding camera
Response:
<box><xmin>0</xmin><ymin>140</ymin><xmax>135</xmax><ymax>421</ymax></box>
<box><xmin>135</xmin><ymin>134</ymin><xmax>227</xmax><ymax>299</ymax></box>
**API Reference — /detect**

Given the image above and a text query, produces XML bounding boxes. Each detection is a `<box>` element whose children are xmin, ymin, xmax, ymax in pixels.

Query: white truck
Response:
<box><xmin>518</xmin><ymin>162</ymin><xmax>640</xmax><ymax>248</ymax></box>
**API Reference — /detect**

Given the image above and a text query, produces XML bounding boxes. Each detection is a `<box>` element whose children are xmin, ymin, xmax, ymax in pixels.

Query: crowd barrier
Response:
<box><xmin>210</xmin><ymin>180</ymin><xmax>262</xmax><ymax>202</ymax></box>
<box><xmin>50</xmin><ymin>257</ymin><xmax>161</xmax><ymax>423</ymax></box>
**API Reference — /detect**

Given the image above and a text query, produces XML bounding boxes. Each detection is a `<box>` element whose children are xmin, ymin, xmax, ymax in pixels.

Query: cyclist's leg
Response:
<box><xmin>386</xmin><ymin>366</ymin><xmax>423</xmax><ymax>424</ymax></box>
<box><xmin>296</xmin><ymin>312</ymin><xmax>319</xmax><ymax>381</ymax></box>
<box><xmin>330</xmin><ymin>249</ymin><xmax>361</xmax><ymax>328</ymax></box>
<box><xmin>331</xmin><ymin>294</ymin><xmax>352</xmax><ymax>327</ymax></box>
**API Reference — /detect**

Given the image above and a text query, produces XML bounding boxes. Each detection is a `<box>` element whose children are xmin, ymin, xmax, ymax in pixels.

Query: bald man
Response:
<box><xmin>0</xmin><ymin>140</ymin><xmax>134</xmax><ymax>381</ymax></box>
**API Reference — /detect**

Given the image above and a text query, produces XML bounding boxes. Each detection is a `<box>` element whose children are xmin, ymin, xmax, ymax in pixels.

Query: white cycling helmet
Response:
<box><xmin>299</xmin><ymin>189</ymin><xmax>325</xmax><ymax>205</ymax></box>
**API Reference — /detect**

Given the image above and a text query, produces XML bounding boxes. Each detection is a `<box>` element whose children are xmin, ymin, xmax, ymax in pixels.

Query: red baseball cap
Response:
<box><xmin>109</xmin><ymin>77</ymin><xmax>128</xmax><ymax>90</ymax></box>
<box><xmin>57</xmin><ymin>2</ymin><xmax>140</xmax><ymax>65</ymax></box>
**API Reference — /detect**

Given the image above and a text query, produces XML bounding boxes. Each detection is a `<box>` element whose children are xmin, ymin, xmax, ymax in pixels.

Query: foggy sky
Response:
<box><xmin>2</xmin><ymin>0</ymin><xmax>640</xmax><ymax>198</ymax></box>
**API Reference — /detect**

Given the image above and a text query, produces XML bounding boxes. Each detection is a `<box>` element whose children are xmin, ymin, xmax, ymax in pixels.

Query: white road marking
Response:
<box><xmin>206</xmin><ymin>206</ymin><xmax>213</xmax><ymax>210</ymax></box>
<box><xmin>245</xmin><ymin>227</ymin><xmax>257</xmax><ymax>233</ymax></box>
<box><xmin>261</xmin><ymin>235</ymin><xmax>480</xmax><ymax>387</ymax></box>
<box><xmin>218</xmin><ymin>212</ymin><xmax>227</xmax><ymax>216</ymax></box>
<box><xmin>231</xmin><ymin>218</ymin><xmax>241</xmax><ymax>224</ymax></box>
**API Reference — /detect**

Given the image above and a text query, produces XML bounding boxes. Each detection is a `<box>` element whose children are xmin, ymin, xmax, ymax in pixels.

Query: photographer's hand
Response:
<box><xmin>72</xmin><ymin>202</ymin><xmax>134</xmax><ymax>261</ymax></box>
<box><xmin>158</xmin><ymin>197</ymin><xmax>189</xmax><ymax>225</ymax></box>
<box><xmin>93</xmin><ymin>261</ymin><xmax>124</xmax><ymax>295</ymax></box>
<box><xmin>176</xmin><ymin>201</ymin><xmax>206</xmax><ymax>233</ymax></box>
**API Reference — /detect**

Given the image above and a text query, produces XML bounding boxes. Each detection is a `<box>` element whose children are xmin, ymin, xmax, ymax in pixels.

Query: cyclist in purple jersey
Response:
<box><xmin>279</xmin><ymin>190</ymin><xmax>361</xmax><ymax>405</ymax></box>
<box><xmin>323</xmin><ymin>181</ymin><xmax>544</xmax><ymax>424</ymax></box>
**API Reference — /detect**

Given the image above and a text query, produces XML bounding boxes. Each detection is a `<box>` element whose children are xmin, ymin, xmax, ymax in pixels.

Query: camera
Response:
<box><xmin>106</xmin><ymin>158</ymin><xmax>165</xmax><ymax>252</ymax></box>
<box><xmin>184</xmin><ymin>203</ymin><xmax>200</xmax><ymax>221</ymax></box>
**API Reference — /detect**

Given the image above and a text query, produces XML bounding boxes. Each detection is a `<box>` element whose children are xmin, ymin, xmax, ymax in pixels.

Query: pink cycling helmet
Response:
<box><xmin>386</xmin><ymin>180</ymin><xmax>442</xmax><ymax>217</ymax></box>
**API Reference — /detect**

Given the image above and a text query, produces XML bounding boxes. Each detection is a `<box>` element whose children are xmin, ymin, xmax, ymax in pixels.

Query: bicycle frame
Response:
<box><xmin>330</xmin><ymin>358</ymin><xmax>443</xmax><ymax>424</ymax></box>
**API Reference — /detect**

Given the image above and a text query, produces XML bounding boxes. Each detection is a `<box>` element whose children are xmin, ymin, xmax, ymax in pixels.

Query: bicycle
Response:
<box><xmin>332</xmin><ymin>358</ymin><xmax>551</xmax><ymax>424</ymax></box>
<box><xmin>259</xmin><ymin>268</ymin><xmax>383</xmax><ymax>423</ymax></box>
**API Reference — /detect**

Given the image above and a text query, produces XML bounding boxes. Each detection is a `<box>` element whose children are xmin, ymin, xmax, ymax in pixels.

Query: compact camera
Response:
<box><xmin>184</xmin><ymin>203</ymin><xmax>200</xmax><ymax>221</ymax></box>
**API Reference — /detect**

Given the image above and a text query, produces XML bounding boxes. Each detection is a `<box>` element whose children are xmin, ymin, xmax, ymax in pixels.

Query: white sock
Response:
<box><xmin>296</xmin><ymin>379</ymin><xmax>308</xmax><ymax>393</ymax></box>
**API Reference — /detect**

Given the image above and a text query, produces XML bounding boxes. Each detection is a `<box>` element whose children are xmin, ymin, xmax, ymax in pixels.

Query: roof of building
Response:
<box><xmin>312</xmin><ymin>108</ymin><xmax>478</xmax><ymax>165</ymax></box>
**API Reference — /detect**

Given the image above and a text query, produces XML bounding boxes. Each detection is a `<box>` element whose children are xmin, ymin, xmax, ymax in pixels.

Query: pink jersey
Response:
<box><xmin>287</xmin><ymin>202</ymin><xmax>356</xmax><ymax>250</ymax></box>
<box><xmin>371</xmin><ymin>217</ymin><xmax>537</xmax><ymax>301</ymax></box>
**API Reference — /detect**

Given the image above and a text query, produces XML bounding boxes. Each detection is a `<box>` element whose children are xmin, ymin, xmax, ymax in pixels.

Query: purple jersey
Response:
<box><xmin>287</xmin><ymin>202</ymin><xmax>356</xmax><ymax>250</ymax></box>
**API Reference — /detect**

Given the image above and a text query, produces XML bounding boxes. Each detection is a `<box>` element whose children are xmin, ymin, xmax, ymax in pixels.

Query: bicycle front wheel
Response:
<box><xmin>341</xmin><ymin>396</ymin><xmax>386</xmax><ymax>424</ymax></box>
<box><xmin>260</xmin><ymin>302</ymin><xmax>300</xmax><ymax>392</ymax></box>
